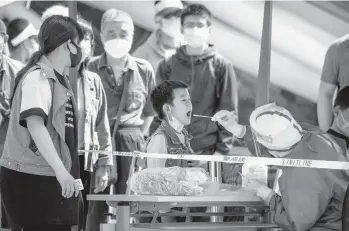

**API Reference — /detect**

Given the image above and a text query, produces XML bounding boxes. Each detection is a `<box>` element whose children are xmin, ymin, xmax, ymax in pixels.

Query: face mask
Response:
<box><xmin>183</xmin><ymin>27</ymin><xmax>209</xmax><ymax>48</ymax></box>
<box><xmin>104</xmin><ymin>38</ymin><xmax>131</xmax><ymax>59</ymax></box>
<box><xmin>161</xmin><ymin>18</ymin><xmax>181</xmax><ymax>38</ymax></box>
<box><xmin>337</xmin><ymin>111</ymin><xmax>349</xmax><ymax>134</ymax></box>
<box><xmin>68</xmin><ymin>40</ymin><xmax>82</xmax><ymax>68</ymax></box>
<box><xmin>80</xmin><ymin>39</ymin><xmax>92</xmax><ymax>63</ymax></box>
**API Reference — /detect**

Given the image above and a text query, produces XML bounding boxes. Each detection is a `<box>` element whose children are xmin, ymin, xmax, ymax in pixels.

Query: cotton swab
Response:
<box><xmin>193</xmin><ymin>114</ymin><xmax>212</xmax><ymax>119</ymax></box>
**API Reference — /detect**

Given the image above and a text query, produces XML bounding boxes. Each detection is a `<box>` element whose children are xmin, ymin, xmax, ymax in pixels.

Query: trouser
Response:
<box><xmin>342</xmin><ymin>184</ymin><xmax>349</xmax><ymax>231</ymax></box>
<box><xmin>23</xmin><ymin>225</ymin><xmax>72</xmax><ymax>231</ymax></box>
<box><xmin>85</xmin><ymin>127</ymin><xmax>146</xmax><ymax>231</ymax></box>
<box><xmin>79</xmin><ymin>156</ymin><xmax>91</xmax><ymax>231</ymax></box>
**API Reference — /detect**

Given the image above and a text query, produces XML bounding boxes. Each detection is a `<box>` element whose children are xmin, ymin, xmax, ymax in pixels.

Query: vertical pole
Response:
<box><xmin>255</xmin><ymin>0</ymin><xmax>273</xmax><ymax>108</ymax></box>
<box><xmin>68</xmin><ymin>1</ymin><xmax>78</xmax><ymax>98</ymax></box>
<box><xmin>255</xmin><ymin>3</ymin><xmax>274</xmax><ymax>230</ymax></box>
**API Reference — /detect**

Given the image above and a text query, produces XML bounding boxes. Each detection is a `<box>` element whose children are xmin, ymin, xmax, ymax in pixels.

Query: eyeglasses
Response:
<box><xmin>163</xmin><ymin>10</ymin><xmax>182</xmax><ymax>19</ymax></box>
<box><xmin>182</xmin><ymin>22</ymin><xmax>207</xmax><ymax>29</ymax></box>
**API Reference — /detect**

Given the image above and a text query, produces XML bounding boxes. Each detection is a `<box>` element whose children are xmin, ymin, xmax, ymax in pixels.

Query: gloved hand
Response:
<box><xmin>211</xmin><ymin>110</ymin><xmax>246</xmax><ymax>138</ymax></box>
<box><xmin>245</xmin><ymin>177</ymin><xmax>275</xmax><ymax>202</ymax></box>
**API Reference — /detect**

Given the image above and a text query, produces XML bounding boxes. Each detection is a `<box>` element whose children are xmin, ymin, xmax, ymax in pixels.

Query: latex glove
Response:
<box><xmin>245</xmin><ymin>178</ymin><xmax>274</xmax><ymax>202</ymax></box>
<box><xmin>213</xmin><ymin>151</ymin><xmax>223</xmax><ymax>156</ymax></box>
<box><xmin>211</xmin><ymin>110</ymin><xmax>246</xmax><ymax>138</ymax></box>
<box><xmin>94</xmin><ymin>166</ymin><xmax>109</xmax><ymax>193</ymax></box>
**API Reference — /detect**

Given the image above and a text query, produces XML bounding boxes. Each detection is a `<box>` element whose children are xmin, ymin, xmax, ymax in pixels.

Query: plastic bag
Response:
<box><xmin>128</xmin><ymin>167</ymin><xmax>209</xmax><ymax>196</ymax></box>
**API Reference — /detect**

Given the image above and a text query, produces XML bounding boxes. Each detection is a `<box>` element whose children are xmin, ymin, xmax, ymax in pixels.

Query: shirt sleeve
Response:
<box><xmin>19</xmin><ymin>70</ymin><xmax>52</xmax><ymax>128</ymax></box>
<box><xmin>143</xmin><ymin>63</ymin><xmax>156</xmax><ymax>117</ymax></box>
<box><xmin>146</xmin><ymin>134</ymin><xmax>167</xmax><ymax>168</ymax></box>
<box><xmin>321</xmin><ymin>43</ymin><xmax>339</xmax><ymax>85</ymax></box>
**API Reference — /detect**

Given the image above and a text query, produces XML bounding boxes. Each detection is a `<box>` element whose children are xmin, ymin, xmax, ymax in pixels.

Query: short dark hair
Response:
<box><xmin>151</xmin><ymin>80</ymin><xmax>189</xmax><ymax>119</ymax></box>
<box><xmin>334</xmin><ymin>86</ymin><xmax>349</xmax><ymax>110</ymax></box>
<box><xmin>154</xmin><ymin>0</ymin><xmax>160</xmax><ymax>6</ymax></box>
<box><xmin>181</xmin><ymin>4</ymin><xmax>212</xmax><ymax>26</ymax></box>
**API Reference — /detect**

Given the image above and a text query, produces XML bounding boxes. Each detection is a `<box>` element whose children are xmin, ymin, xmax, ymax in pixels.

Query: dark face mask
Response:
<box><xmin>67</xmin><ymin>40</ymin><xmax>82</xmax><ymax>68</ymax></box>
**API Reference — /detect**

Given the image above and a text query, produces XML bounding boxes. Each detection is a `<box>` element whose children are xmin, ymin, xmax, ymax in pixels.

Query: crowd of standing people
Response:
<box><xmin>0</xmin><ymin>0</ymin><xmax>348</xmax><ymax>231</ymax></box>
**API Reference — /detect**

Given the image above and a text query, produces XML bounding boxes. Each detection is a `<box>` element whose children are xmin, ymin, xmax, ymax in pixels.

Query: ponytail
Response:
<box><xmin>10</xmin><ymin>50</ymin><xmax>42</xmax><ymax>106</ymax></box>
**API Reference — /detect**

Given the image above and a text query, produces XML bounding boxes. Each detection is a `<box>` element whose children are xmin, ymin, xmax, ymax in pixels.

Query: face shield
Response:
<box><xmin>249</xmin><ymin>103</ymin><xmax>303</xmax><ymax>155</ymax></box>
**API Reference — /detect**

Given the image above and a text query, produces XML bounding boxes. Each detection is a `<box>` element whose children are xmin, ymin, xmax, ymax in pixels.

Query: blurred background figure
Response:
<box><xmin>0</xmin><ymin>19</ymin><xmax>23</xmax><ymax>157</ymax></box>
<box><xmin>133</xmin><ymin>0</ymin><xmax>183</xmax><ymax>83</ymax></box>
<box><xmin>7</xmin><ymin>18</ymin><xmax>39</xmax><ymax>63</ymax></box>
<box><xmin>41</xmin><ymin>4</ymin><xmax>69</xmax><ymax>21</ymax></box>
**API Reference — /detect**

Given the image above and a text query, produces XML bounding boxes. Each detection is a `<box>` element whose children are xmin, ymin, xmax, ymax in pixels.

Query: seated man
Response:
<box><xmin>212</xmin><ymin>103</ymin><xmax>349</xmax><ymax>231</ymax></box>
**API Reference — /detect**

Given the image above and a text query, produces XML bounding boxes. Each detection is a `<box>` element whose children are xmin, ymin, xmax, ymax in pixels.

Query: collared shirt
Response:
<box><xmin>0</xmin><ymin>55</ymin><xmax>23</xmax><ymax>156</ymax></box>
<box><xmin>88</xmin><ymin>53</ymin><xmax>156</xmax><ymax>128</ymax></box>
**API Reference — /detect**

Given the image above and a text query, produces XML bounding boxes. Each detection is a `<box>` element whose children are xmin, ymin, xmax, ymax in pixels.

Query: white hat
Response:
<box><xmin>249</xmin><ymin>103</ymin><xmax>303</xmax><ymax>151</ymax></box>
<box><xmin>155</xmin><ymin>0</ymin><xmax>183</xmax><ymax>17</ymax></box>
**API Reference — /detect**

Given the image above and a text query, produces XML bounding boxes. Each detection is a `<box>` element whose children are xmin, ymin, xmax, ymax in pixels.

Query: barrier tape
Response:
<box><xmin>78</xmin><ymin>150</ymin><xmax>349</xmax><ymax>170</ymax></box>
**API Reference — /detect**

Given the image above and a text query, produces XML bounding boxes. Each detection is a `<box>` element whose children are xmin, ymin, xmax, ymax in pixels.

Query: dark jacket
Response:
<box><xmin>156</xmin><ymin>45</ymin><xmax>238</xmax><ymax>155</ymax></box>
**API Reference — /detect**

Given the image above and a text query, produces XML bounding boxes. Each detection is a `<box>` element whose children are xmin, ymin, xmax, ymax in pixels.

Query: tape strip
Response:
<box><xmin>79</xmin><ymin>150</ymin><xmax>349</xmax><ymax>170</ymax></box>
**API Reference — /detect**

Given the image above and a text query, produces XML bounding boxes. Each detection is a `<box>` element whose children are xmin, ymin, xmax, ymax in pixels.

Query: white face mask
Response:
<box><xmin>80</xmin><ymin>39</ymin><xmax>92</xmax><ymax>63</ymax></box>
<box><xmin>336</xmin><ymin>111</ymin><xmax>349</xmax><ymax>135</ymax></box>
<box><xmin>183</xmin><ymin>27</ymin><xmax>209</xmax><ymax>48</ymax></box>
<box><xmin>161</xmin><ymin>18</ymin><xmax>181</xmax><ymax>38</ymax></box>
<box><xmin>104</xmin><ymin>38</ymin><xmax>131</xmax><ymax>59</ymax></box>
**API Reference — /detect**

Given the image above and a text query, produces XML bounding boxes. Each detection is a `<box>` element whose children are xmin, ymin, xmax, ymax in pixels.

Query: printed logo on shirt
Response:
<box><xmin>65</xmin><ymin>101</ymin><xmax>74</xmax><ymax>128</ymax></box>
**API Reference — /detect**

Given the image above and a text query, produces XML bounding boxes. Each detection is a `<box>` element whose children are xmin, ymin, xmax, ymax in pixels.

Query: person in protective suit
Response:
<box><xmin>212</xmin><ymin>103</ymin><xmax>349</xmax><ymax>231</ymax></box>
<box><xmin>326</xmin><ymin>85</ymin><xmax>349</xmax><ymax>231</ymax></box>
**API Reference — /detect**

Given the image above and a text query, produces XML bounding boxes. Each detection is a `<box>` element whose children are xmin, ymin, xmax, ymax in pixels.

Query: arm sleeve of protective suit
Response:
<box><xmin>234</xmin><ymin>126</ymin><xmax>261</xmax><ymax>156</ymax></box>
<box><xmin>269</xmin><ymin>169</ymin><xmax>333</xmax><ymax>231</ymax></box>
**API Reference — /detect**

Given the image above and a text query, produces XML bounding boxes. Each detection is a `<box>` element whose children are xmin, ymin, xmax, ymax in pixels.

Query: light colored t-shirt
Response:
<box><xmin>20</xmin><ymin>70</ymin><xmax>52</xmax><ymax>125</ymax></box>
<box><xmin>321</xmin><ymin>34</ymin><xmax>349</xmax><ymax>91</ymax></box>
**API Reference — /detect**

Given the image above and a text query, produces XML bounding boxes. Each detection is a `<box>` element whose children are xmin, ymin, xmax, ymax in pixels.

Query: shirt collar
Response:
<box><xmin>97</xmin><ymin>53</ymin><xmax>136</xmax><ymax>71</ymax></box>
<box><xmin>0</xmin><ymin>55</ymin><xmax>10</xmax><ymax>76</ymax></box>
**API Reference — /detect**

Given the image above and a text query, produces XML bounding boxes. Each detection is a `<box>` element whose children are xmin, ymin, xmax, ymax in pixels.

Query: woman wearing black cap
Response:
<box><xmin>0</xmin><ymin>15</ymin><xmax>84</xmax><ymax>231</ymax></box>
